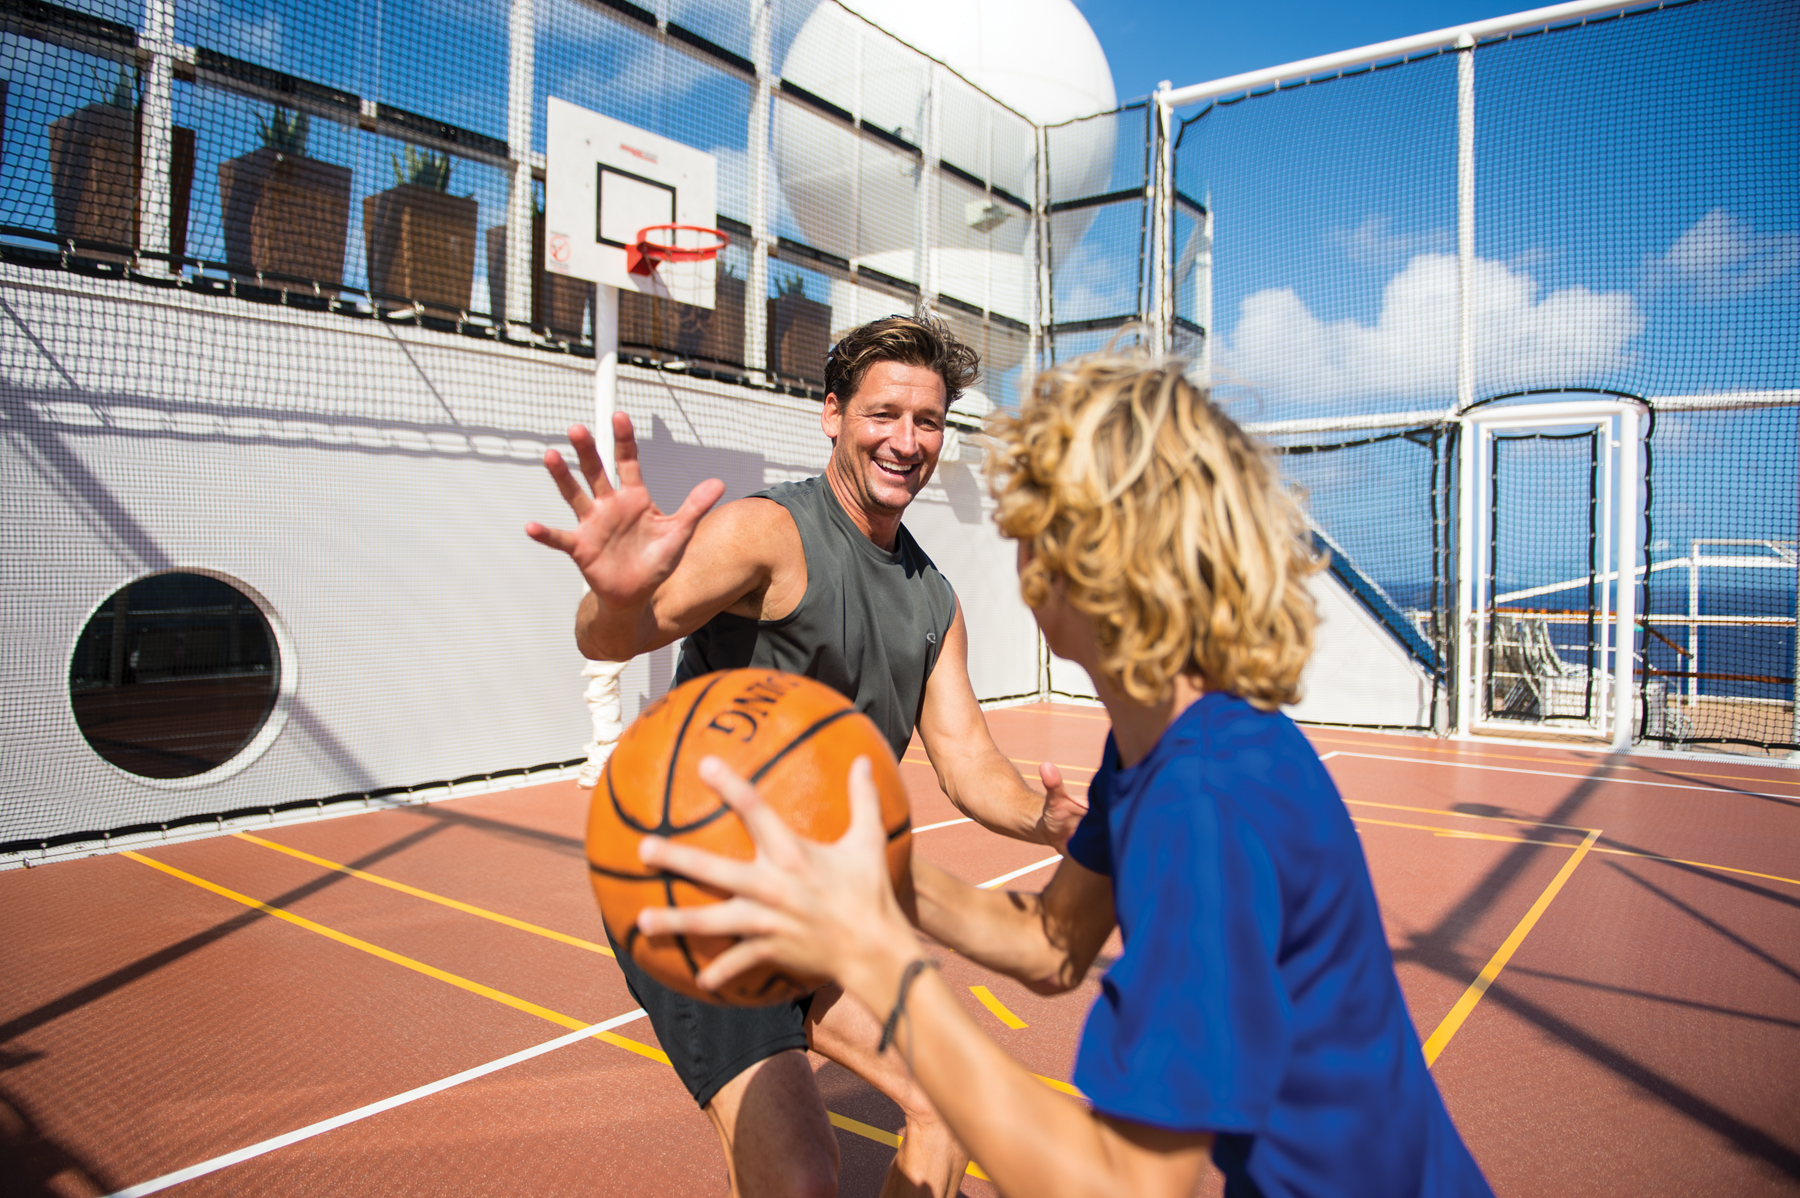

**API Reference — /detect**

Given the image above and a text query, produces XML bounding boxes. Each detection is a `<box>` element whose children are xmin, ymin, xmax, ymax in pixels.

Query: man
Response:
<box><xmin>526</xmin><ymin>315</ymin><xmax>1079</xmax><ymax>1198</ymax></box>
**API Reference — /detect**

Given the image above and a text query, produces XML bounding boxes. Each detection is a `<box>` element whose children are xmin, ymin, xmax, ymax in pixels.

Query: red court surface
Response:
<box><xmin>3</xmin><ymin>706</ymin><xmax>1798</xmax><ymax>1196</ymax></box>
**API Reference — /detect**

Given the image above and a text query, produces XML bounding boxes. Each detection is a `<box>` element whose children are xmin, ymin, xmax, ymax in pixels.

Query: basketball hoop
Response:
<box><xmin>626</xmin><ymin>224</ymin><xmax>730</xmax><ymax>277</ymax></box>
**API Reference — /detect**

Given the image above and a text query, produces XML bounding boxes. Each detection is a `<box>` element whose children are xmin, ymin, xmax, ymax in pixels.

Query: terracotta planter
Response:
<box><xmin>48</xmin><ymin>102</ymin><xmax>195</xmax><ymax>267</ymax></box>
<box><xmin>766</xmin><ymin>291</ymin><xmax>832</xmax><ymax>384</ymax></box>
<box><xmin>485</xmin><ymin>215</ymin><xmax>592</xmax><ymax>334</ymax></box>
<box><xmin>363</xmin><ymin>183</ymin><xmax>478</xmax><ymax>313</ymax></box>
<box><xmin>620</xmin><ymin>273</ymin><xmax>747</xmax><ymax>367</ymax></box>
<box><xmin>219</xmin><ymin>146</ymin><xmax>351</xmax><ymax>290</ymax></box>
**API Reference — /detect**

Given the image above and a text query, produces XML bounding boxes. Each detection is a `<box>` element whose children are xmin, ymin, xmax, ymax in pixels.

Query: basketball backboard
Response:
<box><xmin>544</xmin><ymin>98</ymin><xmax>721</xmax><ymax>309</ymax></box>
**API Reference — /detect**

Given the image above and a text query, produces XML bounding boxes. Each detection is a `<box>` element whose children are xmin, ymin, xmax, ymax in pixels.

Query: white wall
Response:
<box><xmin>1006</xmin><ymin>571</ymin><xmax>1436</xmax><ymax>730</ymax></box>
<box><xmin>1289</xmin><ymin>572</ymin><xmax>1437</xmax><ymax>727</ymax></box>
<box><xmin>0</xmin><ymin>268</ymin><xmax>1042</xmax><ymax>844</ymax></box>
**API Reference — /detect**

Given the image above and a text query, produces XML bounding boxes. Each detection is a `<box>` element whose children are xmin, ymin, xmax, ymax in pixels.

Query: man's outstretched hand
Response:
<box><xmin>525</xmin><ymin>414</ymin><xmax>725</xmax><ymax>610</ymax></box>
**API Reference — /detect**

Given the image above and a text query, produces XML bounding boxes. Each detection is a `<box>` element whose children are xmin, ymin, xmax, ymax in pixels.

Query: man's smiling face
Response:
<box><xmin>822</xmin><ymin>360</ymin><xmax>948</xmax><ymax>518</ymax></box>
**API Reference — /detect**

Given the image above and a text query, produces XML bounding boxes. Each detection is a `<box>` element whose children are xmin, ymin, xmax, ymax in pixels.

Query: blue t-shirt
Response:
<box><xmin>1066</xmin><ymin>692</ymin><xmax>1492</xmax><ymax>1198</ymax></box>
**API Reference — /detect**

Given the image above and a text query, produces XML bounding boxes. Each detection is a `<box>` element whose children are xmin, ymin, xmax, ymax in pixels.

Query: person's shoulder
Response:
<box><xmin>1149</xmin><ymin>695</ymin><xmax>1333</xmax><ymax>805</ymax></box>
<box><xmin>699</xmin><ymin>494</ymin><xmax>800</xmax><ymax>564</ymax></box>
<box><xmin>755</xmin><ymin>474</ymin><xmax>823</xmax><ymax>508</ymax></box>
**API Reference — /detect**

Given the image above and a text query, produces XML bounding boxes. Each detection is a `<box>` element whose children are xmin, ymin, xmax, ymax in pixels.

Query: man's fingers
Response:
<box><xmin>638</xmin><ymin>835</ymin><xmax>763</xmax><ymax>897</ymax></box>
<box><xmin>542</xmin><ymin>449</ymin><xmax>592</xmax><ymax>516</ymax></box>
<box><xmin>613</xmin><ymin>411</ymin><xmax>646</xmax><ymax>491</ymax></box>
<box><xmin>1039</xmin><ymin>761</ymin><xmax>1064</xmax><ymax>791</ymax></box>
<box><xmin>673</xmin><ymin>478</ymin><xmax>727</xmax><ymax>530</ymax></box>
<box><xmin>524</xmin><ymin>522</ymin><xmax>578</xmax><ymax>554</ymax></box>
<box><xmin>569</xmin><ymin>424</ymin><xmax>614</xmax><ymax>498</ymax></box>
<box><xmin>637</xmin><ymin>896</ymin><xmax>777</xmax><ymax>940</ymax></box>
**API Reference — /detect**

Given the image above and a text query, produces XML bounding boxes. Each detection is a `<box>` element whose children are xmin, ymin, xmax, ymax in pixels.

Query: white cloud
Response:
<box><xmin>1331</xmin><ymin>216</ymin><xmax>1451</xmax><ymax>268</ymax></box>
<box><xmin>1220</xmin><ymin>251</ymin><xmax>1642</xmax><ymax>405</ymax></box>
<box><xmin>1643</xmin><ymin>208</ymin><xmax>1799</xmax><ymax>304</ymax></box>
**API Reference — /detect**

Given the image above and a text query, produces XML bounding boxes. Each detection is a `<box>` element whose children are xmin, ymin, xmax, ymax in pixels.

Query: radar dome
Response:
<box><xmin>775</xmin><ymin>0</ymin><xmax>1117</xmax><ymax>324</ymax></box>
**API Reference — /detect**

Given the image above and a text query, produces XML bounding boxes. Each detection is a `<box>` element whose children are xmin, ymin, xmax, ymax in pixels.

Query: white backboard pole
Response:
<box><xmin>595</xmin><ymin>285</ymin><xmax>618</xmax><ymax>482</ymax></box>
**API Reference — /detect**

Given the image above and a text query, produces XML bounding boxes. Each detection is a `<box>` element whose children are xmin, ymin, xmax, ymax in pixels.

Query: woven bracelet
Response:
<box><xmin>877</xmin><ymin>959</ymin><xmax>936</xmax><ymax>1053</ymax></box>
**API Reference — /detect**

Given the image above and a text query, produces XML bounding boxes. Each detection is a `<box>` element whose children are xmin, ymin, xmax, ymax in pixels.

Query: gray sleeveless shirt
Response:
<box><xmin>674</xmin><ymin>474</ymin><xmax>958</xmax><ymax>759</ymax></box>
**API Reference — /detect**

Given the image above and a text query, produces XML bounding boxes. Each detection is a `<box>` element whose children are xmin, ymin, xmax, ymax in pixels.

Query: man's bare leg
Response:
<box><xmin>807</xmin><ymin>985</ymin><xmax>971</xmax><ymax>1198</ymax></box>
<box><xmin>704</xmin><ymin>1050</ymin><xmax>840</xmax><ymax>1198</ymax></box>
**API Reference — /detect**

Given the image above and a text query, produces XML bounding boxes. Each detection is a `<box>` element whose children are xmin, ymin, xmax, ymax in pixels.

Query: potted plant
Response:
<box><xmin>219</xmin><ymin>107</ymin><xmax>351</xmax><ymax>291</ymax></box>
<box><xmin>48</xmin><ymin>67</ymin><xmax>195</xmax><ymax>267</ymax></box>
<box><xmin>364</xmin><ymin>146</ymin><xmax>477</xmax><ymax>314</ymax></box>
<box><xmin>766</xmin><ymin>271</ymin><xmax>831</xmax><ymax>383</ymax></box>
<box><xmin>485</xmin><ymin>190</ymin><xmax>591</xmax><ymax>335</ymax></box>
<box><xmin>619</xmin><ymin>263</ymin><xmax>746</xmax><ymax>367</ymax></box>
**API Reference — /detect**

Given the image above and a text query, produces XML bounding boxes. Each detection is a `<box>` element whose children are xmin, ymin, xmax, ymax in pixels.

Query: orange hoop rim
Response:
<box><xmin>634</xmin><ymin>224</ymin><xmax>730</xmax><ymax>263</ymax></box>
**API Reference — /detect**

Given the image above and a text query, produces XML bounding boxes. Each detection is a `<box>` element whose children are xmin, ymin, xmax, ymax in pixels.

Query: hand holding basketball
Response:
<box><xmin>585</xmin><ymin>669</ymin><xmax>914</xmax><ymax>1005</ymax></box>
<box><xmin>525</xmin><ymin>413</ymin><xmax>726</xmax><ymax>608</ymax></box>
<box><xmin>637</xmin><ymin>755</ymin><xmax>918</xmax><ymax>996</ymax></box>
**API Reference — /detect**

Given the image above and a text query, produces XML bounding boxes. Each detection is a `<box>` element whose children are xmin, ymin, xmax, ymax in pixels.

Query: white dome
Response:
<box><xmin>835</xmin><ymin>0</ymin><xmax>1116</xmax><ymax>126</ymax></box>
<box><xmin>774</xmin><ymin>0</ymin><xmax>1117</xmax><ymax>323</ymax></box>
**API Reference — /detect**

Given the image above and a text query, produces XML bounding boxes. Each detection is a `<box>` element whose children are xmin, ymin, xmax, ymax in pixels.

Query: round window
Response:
<box><xmin>69</xmin><ymin>573</ymin><xmax>282</xmax><ymax>779</ymax></box>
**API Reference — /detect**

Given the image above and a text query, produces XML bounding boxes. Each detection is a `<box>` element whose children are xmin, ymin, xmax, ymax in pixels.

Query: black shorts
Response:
<box><xmin>605</xmin><ymin>923</ymin><xmax>813</xmax><ymax>1109</ymax></box>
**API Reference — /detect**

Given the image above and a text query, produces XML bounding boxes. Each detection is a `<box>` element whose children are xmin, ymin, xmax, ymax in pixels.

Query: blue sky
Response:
<box><xmin>1074</xmin><ymin>0</ymin><xmax>1524</xmax><ymax>103</ymax></box>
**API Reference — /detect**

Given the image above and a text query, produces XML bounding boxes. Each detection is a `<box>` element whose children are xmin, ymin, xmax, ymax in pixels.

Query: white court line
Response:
<box><xmin>915</xmin><ymin>817</ymin><xmax>974</xmax><ymax>833</ymax></box>
<box><xmin>979</xmin><ymin>856</ymin><xmax>1062</xmax><ymax>889</ymax></box>
<box><xmin>107</xmin><ymin>1008</ymin><xmax>648</xmax><ymax>1198</ymax></box>
<box><xmin>1329</xmin><ymin>751</ymin><xmax>1796</xmax><ymax>801</ymax></box>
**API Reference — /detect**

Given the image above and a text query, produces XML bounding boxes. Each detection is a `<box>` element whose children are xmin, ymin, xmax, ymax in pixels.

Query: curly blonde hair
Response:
<box><xmin>987</xmin><ymin>352</ymin><xmax>1322</xmax><ymax>710</ymax></box>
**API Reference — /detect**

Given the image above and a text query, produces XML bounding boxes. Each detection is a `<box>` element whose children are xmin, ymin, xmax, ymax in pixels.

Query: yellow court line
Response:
<box><xmin>234</xmin><ymin>833</ymin><xmax>614</xmax><ymax>957</ymax></box>
<box><xmin>831</xmin><ymin>1115</ymin><xmax>994</xmax><ymax>1182</ymax></box>
<box><xmin>120</xmin><ymin>851</ymin><xmax>661</xmax><ymax>1063</ymax></box>
<box><xmin>1420</xmin><ymin>829</ymin><xmax>1601</xmax><ymax>1066</ymax></box>
<box><xmin>969</xmin><ymin>985</ymin><xmax>1028</xmax><ymax>1029</ymax></box>
<box><xmin>121</xmin><ymin>850</ymin><xmax>1007</xmax><ymax>1171</ymax></box>
<box><xmin>1308</xmin><ymin>734</ymin><xmax>1800</xmax><ymax>791</ymax></box>
<box><xmin>1353</xmin><ymin>817</ymin><xmax>1585</xmax><ymax>845</ymax></box>
<box><xmin>830</xmin><ymin>1111</ymin><xmax>900</xmax><ymax>1148</ymax></box>
<box><xmin>1034</xmin><ymin>1073</ymin><xmax>1083</xmax><ymax>1098</ymax></box>
<box><xmin>1585</xmin><ymin>845</ymin><xmax>1800</xmax><ymax>889</ymax></box>
<box><xmin>1352</xmin><ymin>818</ymin><xmax>1800</xmax><ymax>889</ymax></box>
<box><xmin>1342</xmin><ymin>799</ymin><xmax>1592</xmax><ymax>833</ymax></box>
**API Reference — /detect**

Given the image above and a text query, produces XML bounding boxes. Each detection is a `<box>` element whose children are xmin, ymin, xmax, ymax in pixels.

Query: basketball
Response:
<box><xmin>585</xmin><ymin>669</ymin><xmax>914</xmax><ymax>1006</ymax></box>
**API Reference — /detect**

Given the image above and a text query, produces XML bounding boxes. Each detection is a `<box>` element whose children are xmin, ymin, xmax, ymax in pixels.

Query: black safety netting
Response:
<box><xmin>1173</xmin><ymin>0</ymin><xmax>1797</xmax><ymax>750</ymax></box>
<box><xmin>0</xmin><ymin>0</ymin><xmax>1050</xmax><ymax>855</ymax></box>
<box><xmin>1042</xmin><ymin>102</ymin><xmax>1147</xmax><ymax>361</ymax></box>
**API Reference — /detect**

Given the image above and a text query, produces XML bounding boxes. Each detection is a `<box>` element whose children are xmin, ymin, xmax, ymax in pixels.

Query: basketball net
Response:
<box><xmin>579</xmin><ymin>658</ymin><xmax>629</xmax><ymax>787</ymax></box>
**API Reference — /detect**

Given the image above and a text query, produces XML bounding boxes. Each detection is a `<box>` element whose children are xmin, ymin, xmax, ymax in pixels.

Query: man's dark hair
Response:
<box><xmin>824</xmin><ymin>314</ymin><xmax>980</xmax><ymax>408</ymax></box>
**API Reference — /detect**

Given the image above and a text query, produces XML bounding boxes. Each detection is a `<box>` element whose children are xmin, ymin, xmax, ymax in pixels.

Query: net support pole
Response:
<box><xmin>1453</xmin><ymin>32</ymin><xmax>1477</xmax><ymax>738</ymax></box>
<box><xmin>1150</xmin><ymin>84</ymin><xmax>1174</xmax><ymax>358</ymax></box>
<box><xmin>1197</xmin><ymin>205</ymin><xmax>1214</xmax><ymax>384</ymax></box>
<box><xmin>505</xmin><ymin>0</ymin><xmax>536</xmax><ymax>333</ymax></box>
<box><xmin>137</xmin><ymin>0</ymin><xmax>175</xmax><ymax>267</ymax></box>
<box><xmin>595</xmin><ymin>284</ymin><xmax>619</xmax><ymax>483</ymax></box>
<box><xmin>1611</xmin><ymin>407</ymin><xmax>1640</xmax><ymax>750</ymax></box>
<box><xmin>745</xmin><ymin>0</ymin><xmax>772</xmax><ymax>380</ymax></box>
<box><xmin>919</xmin><ymin>66</ymin><xmax>940</xmax><ymax>303</ymax></box>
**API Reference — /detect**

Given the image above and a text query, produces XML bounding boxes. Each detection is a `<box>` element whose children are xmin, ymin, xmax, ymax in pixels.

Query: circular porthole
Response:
<box><xmin>69</xmin><ymin>573</ymin><xmax>283</xmax><ymax>780</ymax></box>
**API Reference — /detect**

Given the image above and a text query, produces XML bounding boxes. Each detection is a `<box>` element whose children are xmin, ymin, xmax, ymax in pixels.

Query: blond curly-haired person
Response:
<box><xmin>639</xmin><ymin>352</ymin><xmax>1495</xmax><ymax>1198</ymax></box>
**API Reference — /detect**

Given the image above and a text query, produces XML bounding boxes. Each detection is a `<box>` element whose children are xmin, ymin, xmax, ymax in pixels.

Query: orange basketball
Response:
<box><xmin>585</xmin><ymin>669</ymin><xmax>914</xmax><ymax>1006</ymax></box>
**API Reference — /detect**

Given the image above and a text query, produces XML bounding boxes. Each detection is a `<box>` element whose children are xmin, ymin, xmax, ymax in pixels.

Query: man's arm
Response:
<box><xmin>910</xmin><ymin>856</ymin><xmax>1114</xmax><ymax>994</ymax></box>
<box><xmin>914</xmin><ymin>605</ymin><xmax>1089</xmax><ymax>845</ymax></box>
<box><xmin>526</xmin><ymin>417</ymin><xmax>797</xmax><ymax>661</ymax></box>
